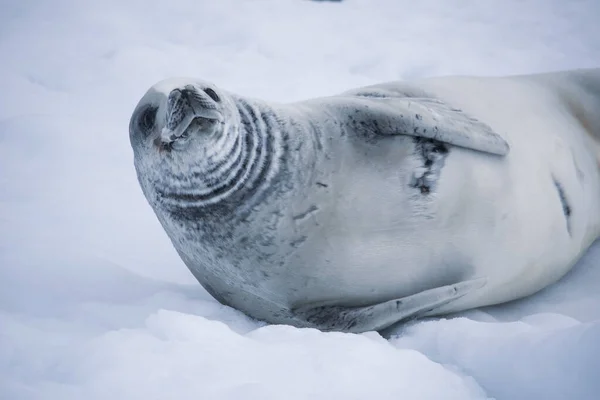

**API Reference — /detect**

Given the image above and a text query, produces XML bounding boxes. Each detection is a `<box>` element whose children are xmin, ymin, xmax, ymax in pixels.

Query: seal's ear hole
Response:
<box><xmin>139</xmin><ymin>105</ymin><xmax>157</xmax><ymax>133</ymax></box>
<box><xmin>203</xmin><ymin>88</ymin><xmax>220</xmax><ymax>102</ymax></box>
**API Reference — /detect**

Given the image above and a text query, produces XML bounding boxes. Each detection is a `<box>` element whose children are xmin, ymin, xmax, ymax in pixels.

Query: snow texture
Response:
<box><xmin>1</xmin><ymin>0</ymin><xmax>600</xmax><ymax>399</ymax></box>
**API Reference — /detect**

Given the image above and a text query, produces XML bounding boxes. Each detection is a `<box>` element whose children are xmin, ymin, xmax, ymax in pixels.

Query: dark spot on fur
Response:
<box><xmin>290</xmin><ymin>236</ymin><xmax>308</xmax><ymax>248</ymax></box>
<box><xmin>409</xmin><ymin>138</ymin><xmax>449</xmax><ymax>195</ymax></box>
<box><xmin>355</xmin><ymin>91</ymin><xmax>389</xmax><ymax>98</ymax></box>
<box><xmin>316</xmin><ymin>182</ymin><xmax>328</xmax><ymax>188</ymax></box>
<box><xmin>293</xmin><ymin>205</ymin><xmax>319</xmax><ymax>221</ymax></box>
<box><xmin>553</xmin><ymin>177</ymin><xmax>572</xmax><ymax>236</ymax></box>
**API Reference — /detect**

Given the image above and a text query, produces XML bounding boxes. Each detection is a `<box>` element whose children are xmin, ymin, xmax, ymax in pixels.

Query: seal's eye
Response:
<box><xmin>203</xmin><ymin>88</ymin><xmax>220</xmax><ymax>102</ymax></box>
<box><xmin>139</xmin><ymin>106</ymin><xmax>157</xmax><ymax>132</ymax></box>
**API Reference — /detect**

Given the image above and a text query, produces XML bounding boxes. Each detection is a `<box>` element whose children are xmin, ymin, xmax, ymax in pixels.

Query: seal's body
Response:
<box><xmin>130</xmin><ymin>69</ymin><xmax>600</xmax><ymax>332</ymax></box>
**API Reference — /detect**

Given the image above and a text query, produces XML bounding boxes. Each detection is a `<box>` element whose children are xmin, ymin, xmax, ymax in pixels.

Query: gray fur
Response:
<box><xmin>129</xmin><ymin>69</ymin><xmax>600</xmax><ymax>333</ymax></box>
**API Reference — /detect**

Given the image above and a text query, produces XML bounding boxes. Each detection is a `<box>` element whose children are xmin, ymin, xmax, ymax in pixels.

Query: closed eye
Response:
<box><xmin>138</xmin><ymin>105</ymin><xmax>158</xmax><ymax>133</ymax></box>
<box><xmin>203</xmin><ymin>88</ymin><xmax>220</xmax><ymax>102</ymax></box>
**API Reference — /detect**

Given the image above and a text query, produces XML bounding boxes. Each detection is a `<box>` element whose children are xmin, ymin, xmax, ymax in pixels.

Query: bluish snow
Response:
<box><xmin>1</xmin><ymin>1</ymin><xmax>599</xmax><ymax>399</ymax></box>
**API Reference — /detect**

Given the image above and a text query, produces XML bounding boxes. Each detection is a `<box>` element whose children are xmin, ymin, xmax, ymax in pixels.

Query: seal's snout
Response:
<box><xmin>165</xmin><ymin>85</ymin><xmax>222</xmax><ymax>129</ymax></box>
<box><xmin>167</xmin><ymin>86</ymin><xmax>219</xmax><ymax>122</ymax></box>
<box><xmin>160</xmin><ymin>84</ymin><xmax>224</xmax><ymax>148</ymax></box>
<box><xmin>165</xmin><ymin>88</ymin><xmax>190</xmax><ymax>131</ymax></box>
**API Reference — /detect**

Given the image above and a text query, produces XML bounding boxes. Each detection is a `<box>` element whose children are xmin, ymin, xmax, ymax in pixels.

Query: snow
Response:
<box><xmin>1</xmin><ymin>0</ymin><xmax>600</xmax><ymax>399</ymax></box>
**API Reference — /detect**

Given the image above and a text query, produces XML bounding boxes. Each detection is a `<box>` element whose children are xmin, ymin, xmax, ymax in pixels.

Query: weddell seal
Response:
<box><xmin>129</xmin><ymin>68</ymin><xmax>600</xmax><ymax>333</ymax></box>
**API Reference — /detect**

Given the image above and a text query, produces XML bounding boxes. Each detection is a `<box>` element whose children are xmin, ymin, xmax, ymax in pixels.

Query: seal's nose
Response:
<box><xmin>169</xmin><ymin>85</ymin><xmax>219</xmax><ymax>112</ymax></box>
<box><xmin>170</xmin><ymin>87</ymin><xmax>195</xmax><ymax>106</ymax></box>
<box><xmin>165</xmin><ymin>88</ymin><xmax>191</xmax><ymax>131</ymax></box>
<box><xmin>165</xmin><ymin>86</ymin><xmax>222</xmax><ymax>131</ymax></box>
<box><xmin>159</xmin><ymin>84</ymin><xmax>225</xmax><ymax>146</ymax></box>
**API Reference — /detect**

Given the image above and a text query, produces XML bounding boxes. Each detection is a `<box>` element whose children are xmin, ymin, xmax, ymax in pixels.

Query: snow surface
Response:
<box><xmin>1</xmin><ymin>0</ymin><xmax>600</xmax><ymax>399</ymax></box>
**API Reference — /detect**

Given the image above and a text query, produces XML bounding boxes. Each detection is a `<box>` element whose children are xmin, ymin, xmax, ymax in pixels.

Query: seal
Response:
<box><xmin>129</xmin><ymin>68</ymin><xmax>600</xmax><ymax>333</ymax></box>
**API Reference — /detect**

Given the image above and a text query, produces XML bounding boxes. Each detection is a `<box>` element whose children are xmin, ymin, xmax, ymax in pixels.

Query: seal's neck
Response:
<box><xmin>154</xmin><ymin>96</ymin><xmax>288</xmax><ymax>221</ymax></box>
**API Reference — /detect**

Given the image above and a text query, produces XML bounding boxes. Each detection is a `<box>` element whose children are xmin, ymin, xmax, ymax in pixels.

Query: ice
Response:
<box><xmin>392</xmin><ymin>316</ymin><xmax>600</xmax><ymax>400</ymax></box>
<box><xmin>1</xmin><ymin>0</ymin><xmax>600</xmax><ymax>399</ymax></box>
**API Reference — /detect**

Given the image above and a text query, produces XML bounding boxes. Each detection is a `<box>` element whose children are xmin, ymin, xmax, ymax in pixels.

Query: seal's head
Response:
<box><xmin>129</xmin><ymin>78</ymin><xmax>238</xmax><ymax>154</ymax></box>
<box><xmin>129</xmin><ymin>79</ymin><xmax>243</xmax><ymax>211</ymax></box>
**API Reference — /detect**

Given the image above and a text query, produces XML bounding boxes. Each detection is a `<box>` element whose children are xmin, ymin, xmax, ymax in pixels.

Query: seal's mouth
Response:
<box><xmin>159</xmin><ymin>85</ymin><xmax>224</xmax><ymax>149</ymax></box>
<box><xmin>161</xmin><ymin>113</ymin><xmax>222</xmax><ymax>144</ymax></box>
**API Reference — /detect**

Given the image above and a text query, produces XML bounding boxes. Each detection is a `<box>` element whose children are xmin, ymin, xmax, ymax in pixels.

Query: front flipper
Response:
<box><xmin>330</xmin><ymin>96</ymin><xmax>510</xmax><ymax>156</ymax></box>
<box><xmin>292</xmin><ymin>278</ymin><xmax>486</xmax><ymax>333</ymax></box>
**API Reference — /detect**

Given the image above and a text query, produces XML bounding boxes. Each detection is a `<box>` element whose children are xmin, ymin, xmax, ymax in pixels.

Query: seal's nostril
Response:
<box><xmin>169</xmin><ymin>88</ymin><xmax>182</xmax><ymax>97</ymax></box>
<box><xmin>180</xmin><ymin>87</ymin><xmax>194</xmax><ymax>101</ymax></box>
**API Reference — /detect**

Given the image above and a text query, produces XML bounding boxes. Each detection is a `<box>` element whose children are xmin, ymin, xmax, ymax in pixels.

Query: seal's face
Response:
<box><xmin>129</xmin><ymin>78</ymin><xmax>236</xmax><ymax>154</ymax></box>
<box><xmin>129</xmin><ymin>79</ymin><xmax>242</xmax><ymax>210</ymax></box>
